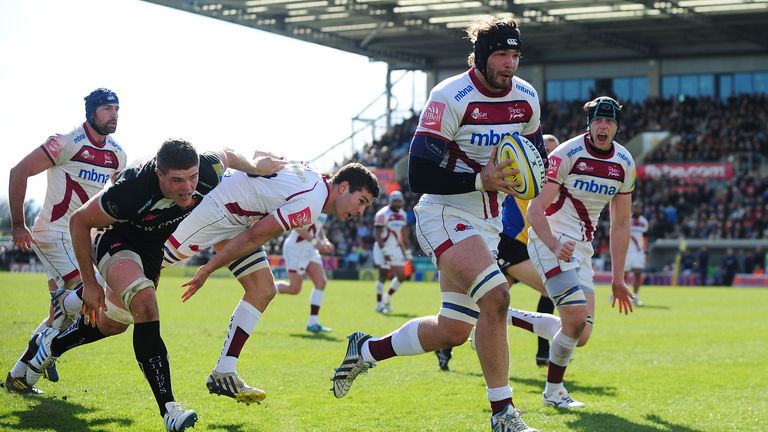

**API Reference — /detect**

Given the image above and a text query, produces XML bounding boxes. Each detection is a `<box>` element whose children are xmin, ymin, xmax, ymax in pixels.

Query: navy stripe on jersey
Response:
<box><xmin>460</xmin><ymin>101</ymin><xmax>533</xmax><ymax>126</ymax></box>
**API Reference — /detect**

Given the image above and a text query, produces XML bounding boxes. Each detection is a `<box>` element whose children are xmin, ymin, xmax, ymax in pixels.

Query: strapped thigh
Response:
<box><xmin>227</xmin><ymin>247</ymin><xmax>269</xmax><ymax>279</ymax></box>
<box><xmin>438</xmin><ymin>292</ymin><xmax>480</xmax><ymax>325</ymax></box>
<box><xmin>545</xmin><ymin>269</ymin><xmax>588</xmax><ymax>308</ymax></box>
<box><xmin>468</xmin><ymin>263</ymin><xmax>507</xmax><ymax>302</ymax></box>
<box><xmin>120</xmin><ymin>277</ymin><xmax>155</xmax><ymax>310</ymax></box>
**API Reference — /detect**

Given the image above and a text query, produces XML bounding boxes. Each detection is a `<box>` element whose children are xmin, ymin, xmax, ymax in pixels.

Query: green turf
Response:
<box><xmin>1</xmin><ymin>271</ymin><xmax>766</xmax><ymax>431</ymax></box>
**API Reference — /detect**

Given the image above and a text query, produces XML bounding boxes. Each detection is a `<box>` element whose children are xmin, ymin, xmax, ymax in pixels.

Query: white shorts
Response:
<box><xmin>372</xmin><ymin>243</ymin><xmax>405</xmax><ymax>269</ymax></box>
<box><xmin>527</xmin><ymin>228</ymin><xmax>595</xmax><ymax>295</ymax></box>
<box><xmin>282</xmin><ymin>240</ymin><xmax>322</xmax><ymax>275</ymax></box>
<box><xmin>31</xmin><ymin>229</ymin><xmax>79</xmax><ymax>288</ymax></box>
<box><xmin>624</xmin><ymin>247</ymin><xmax>645</xmax><ymax>271</ymax></box>
<box><xmin>413</xmin><ymin>201</ymin><xmax>501</xmax><ymax>268</ymax></box>
<box><xmin>165</xmin><ymin>196</ymin><xmax>269</xmax><ymax>275</ymax></box>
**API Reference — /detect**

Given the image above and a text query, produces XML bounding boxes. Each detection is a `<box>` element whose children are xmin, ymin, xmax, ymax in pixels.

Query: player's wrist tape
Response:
<box><xmin>475</xmin><ymin>173</ymin><xmax>485</xmax><ymax>192</ymax></box>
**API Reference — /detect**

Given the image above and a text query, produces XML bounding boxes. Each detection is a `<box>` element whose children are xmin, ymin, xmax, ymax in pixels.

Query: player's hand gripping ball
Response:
<box><xmin>496</xmin><ymin>133</ymin><xmax>546</xmax><ymax>200</ymax></box>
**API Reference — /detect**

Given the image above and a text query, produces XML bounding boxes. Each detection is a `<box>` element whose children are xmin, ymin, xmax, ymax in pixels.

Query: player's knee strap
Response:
<box><xmin>104</xmin><ymin>296</ymin><xmax>134</xmax><ymax>325</ymax></box>
<box><xmin>586</xmin><ymin>314</ymin><xmax>594</xmax><ymax>326</ymax></box>
<box><xmin>120</xmin><ymin>277</ymin><xmax>155</xmax><ymax>309</ymax></box>
<box><xmin>467</xmin><ymin>264</ymin><xmax>507</xmax><ymax>302</ymax></box>
<box><xmin>227</xmin><ymin>247</ymin><xmax>269</xmax><ymax>279</ymax></box>
<box><xmin>438</xmin><ymin>292</ymin><xmax>480</xmax><ymax>325</ymax></box>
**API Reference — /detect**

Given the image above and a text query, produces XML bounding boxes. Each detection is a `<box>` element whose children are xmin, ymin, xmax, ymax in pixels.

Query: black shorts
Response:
<box><xmin>496</xmin><ymin>234</ymin><xmax>529</xmax><ymax>273</ymax></box>
<box><xmin>94</xmin><ymin>229</ymin><xmax>163</xmax><ymax>285</ymax></box>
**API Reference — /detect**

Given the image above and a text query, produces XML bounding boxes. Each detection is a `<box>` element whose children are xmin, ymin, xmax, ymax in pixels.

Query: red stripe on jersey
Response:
<box><xmin>276</xmin><ymin>208</ymin><xmax>290</xmax><ymax>230</ymax></box>
<box><xmin>50</xmin><ymin>173</ymin><xmax>89</xmax><ymax>223</ymax></box>
<box><xmin>286</xmin><ymin>181</ymin><xmax>318</xmax><ymax>201</ymax></box>
<box><xmin>480</xmin><ymin>192</ymin><xmax>489</xmax><ymax>219</ymax></box>
<box><xmin>545</xmin><ymin>267</ymin><xmax>562</xmax><ymax>279</ymax></box>
<box><xmin>561</xmin><ymin>187</ymin><xmax>595</xmax><ymax>241</ymax></box>
<box><xmin>488</xmin><ymin>191</ymin><xmax>499</xmax><ymax>218</ymax></box>
<box><xmin>545</xmin><ymin>185</ymin><xmax>568</xmax><ymax>216</ymax></box>
<box><xmin>70</xmin><ymin>147</ymin><xmax>120</xmax><ymax>169</ymax></box>
<box><xmin>570</xmin><ymin>157</ymin><xmax>625</xmax><ymax>182</ymax></box>
<box><xmin>460</xmin><ymin>101</ymin><xmax>533</xmax><ymax>126</ymax></box>
<box><xmin>447</xmin><ymin>142</ymin><xmax>484</xmax><ymax>172</ymax></box>
<box><xmin>321</xmin><ymin>178</ymin><xmax>331</xmax><ymax>212</ymax></box>
<box><xmin>62</xmin><ymin>269</ymin><xmax>80</xmax><ymax>282</ymax></box>
<box><xmin>468</xmin><ymin>67</ymin><xmax>512</xmax><ymax>98</ymax></box>
<box><xmin>225</xmin><ymin>202</ymin><xmax>267</xmax><ymax>218</ymax></box>
<box><xmin>167</xmin><ymin>235</ymin><xmax>181</xmax><ymax>249</ymax></box>
<box><xmin>434</xmin><ymin>239</ymin><xmax>454</xmax><ymax>258</ymax></box>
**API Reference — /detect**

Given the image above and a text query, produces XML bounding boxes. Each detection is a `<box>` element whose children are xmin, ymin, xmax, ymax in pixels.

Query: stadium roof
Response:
<box><xmin>147</xmin><ymin>0</ymin><xmax>768</xmax><ymax>70</ymax></box>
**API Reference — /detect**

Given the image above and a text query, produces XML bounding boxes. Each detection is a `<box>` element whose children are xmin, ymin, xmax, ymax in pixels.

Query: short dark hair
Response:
<box><xmin>331</xmin><ymin>163</ymin><xmax>379</xmax><ymax>198</ymax></box>
<box><xmin>156</xmin><ymin>139</ymin><xmax>199</xmax><ymax>173</ymax></box>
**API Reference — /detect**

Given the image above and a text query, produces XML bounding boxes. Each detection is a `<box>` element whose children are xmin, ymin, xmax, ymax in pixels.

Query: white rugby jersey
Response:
<box><xmin>285</xmin><ymin>213</ymin><xmax>328</xmax><ymax>247</ymax></box>
<box><xmin>544</xmin><ymin>133</ymin><xmax>635</xmax><ymax>242</ymax></box>
<box><xmin>414</xmin><ymin>68</ymin><xmax>541</xmax><ymax>220</ymax></box>
<box><xmin>629</xmin><ymin>215</ymin><xmax>649</xmax><ymax>253</ymax></box>
<box><xmin>33</xmin><ymin>123</ymin><xmax>126</xmax><ymax>233</ymax></box>
<box><xmin>208</xmin><ymin>163</ymin><xmax>329</xmax><ymax>232</ymax></box>
<box><xmin>374</xmin><ymin>205</ymin><xmax>407</xmax><ymax>248</ymax></box>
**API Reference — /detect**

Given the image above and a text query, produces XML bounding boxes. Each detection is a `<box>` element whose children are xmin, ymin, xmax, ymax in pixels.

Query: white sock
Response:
<box><xmin>308</xmin><ymin>288</ymin><xmax>324</xmax><ymax>325</ymax></box>
<box><xmin>63</xmin><ymin>290</ymin><xmax>83</xmax><ymax>313</ymax></box>
<box><xmin>487</xmin><ymin>385</ymin><xmax>513</xmax><ymax>402</ymax></box>
<box><xmin>376</xmin><ymin>280</ymin><xmax>384</xmax><ymax>300</ymax></box>
<box><xmin>390</xmin><ymin>277</ymin><xmax>401</xmax><ymax>292</ymax></box>
<box><xmin>215</xmin><ymin>300</ymin><xmax>262</xmax><ymax>374</ymax></box>
<box><xmin>10</xmin><ymin>359</ymin><xmax>28</xmax><ymax>378</ymax></box>
<box><xmin>390</xmin><ymin>318</ymin><xmax>425</xmax><ymax>355</ymax></box>
<box><xmin>507</xmin><ymin>308</ymin><xmax>561</xmax><ymax>340</ymax></box>
<box><xmin>274</xmin><ymin>280</ymin><xmax>287</xmax><ymax>294</ymax></box>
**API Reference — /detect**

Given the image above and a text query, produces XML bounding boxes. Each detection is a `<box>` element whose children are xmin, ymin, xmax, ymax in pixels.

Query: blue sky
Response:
<box><xmin>0</xmin><ymin>0</ymin><xmax>425</xmax><ymax>203</ymax></box>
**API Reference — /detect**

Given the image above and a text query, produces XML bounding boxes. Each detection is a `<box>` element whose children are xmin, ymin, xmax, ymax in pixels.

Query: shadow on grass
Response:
<box><xmin>383</xmin><ymin>312</ymin><xmax>419</xmax><ymax>319</ymax></box>
<box><xmin>0</xmin><ymin>395</ymin><xmax>134</xmax><ymax>432</ymax></box>
<box><xmin>508</xmin><ymin>377</ymin><xmax>617</xmax><ymax>397</ymax></box>
<box><xmin>636</xmin><ymin>304</ymin><xmax>670</xmax><ymax>310</ymax></box>
<box><xmin>288</xmin><ymin>332</ymin><xmax>342</xmax><ymax>342</ymax></box>
<box><xmin>207</xmin><ymin>422</ymin><xmax>251</xmax><ymax>432</ymax></box>
<box><xmin>561</xmin><ymin>410</ymin><xmax>703</xmax><ymax>432</ymax></box>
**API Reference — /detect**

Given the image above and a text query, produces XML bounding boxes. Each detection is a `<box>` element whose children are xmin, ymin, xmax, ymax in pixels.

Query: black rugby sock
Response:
<box><xmin>134</xmin><ymin>321</ymin><xmax>174</xmax><ymax>416</ymax></box>
<box><xmin>51</xmin><ymin>315</ymin><xmax>107</xmax><ymax>357</ymax></box>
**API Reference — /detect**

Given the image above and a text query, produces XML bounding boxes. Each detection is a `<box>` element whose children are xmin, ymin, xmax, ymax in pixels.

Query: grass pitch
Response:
<box><xmin>1</xmin><ymin>271</ymin><xmax>766</xmax><ymax>431</ymax></box>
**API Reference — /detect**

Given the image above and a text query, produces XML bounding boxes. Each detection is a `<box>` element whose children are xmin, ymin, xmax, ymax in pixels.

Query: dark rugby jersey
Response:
<box><xmin>99</xmin><ymin>152</ymin><xmax>224</xmax><ymax>248</ymax></box>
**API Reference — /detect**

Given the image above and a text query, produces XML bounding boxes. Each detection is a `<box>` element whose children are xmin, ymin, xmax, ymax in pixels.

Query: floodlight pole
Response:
<box><xmin>386</xmin><ymin>65</ymin><xmax>393</xmax><ymax>130</ymax></box>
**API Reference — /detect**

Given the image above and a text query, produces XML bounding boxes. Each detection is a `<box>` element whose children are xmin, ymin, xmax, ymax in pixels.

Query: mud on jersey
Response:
<box><xmin>413</xmin><ymin>68</ymin><xmax>541</xmax><ymax>220</ymax></box>
<box><xmin>374</xmin><ymin>205</ymin><xmax>407</xmax><ymax>248</ymax></box>
<box><xmin>33</xmin><ymin>123</ymin><xmax>126</xmax><ymax>234</ymax></box>
<box><xmin>208</xmin><ymin>163</ymin><xmax>330</xmax><ymax>232</ymax></box>
<box><xmin>99</xmin><ymin>152</ymin><xmax>224</xmax><ymax>248</ymax></box>
<box><xmin>544</xmin><ymin>133</ymin><xmax>636</xmax><ymax>242</ymax></box>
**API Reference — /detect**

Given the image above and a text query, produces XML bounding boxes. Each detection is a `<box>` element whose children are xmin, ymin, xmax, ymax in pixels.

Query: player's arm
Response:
<box><xmin>609</xmin><ymin>192</ymin><xmax>634</xmax><ymax>314</ymax></box>
<box><xmin>181</xmin><ymin>215</ymin><xmax>284</xmax><ymax>301</ymax></box>
<box><xmin>69</xmin><ymin>192</ymin><xmax>118</xmax><ymax>323</ymax></box>
<box><xmin>9</xmin><ymin>147</ymin><xmax>55</xmax><ymax>250</ymax></box>
<box><xmin>401</xmin><ymin>225</ymin><xmax>413</xmax><ymax>259</ymax></box>
<box><xmin>215</xmin><ymin>148</ymin><xmax>286</xmax><ymax>176</ymax></box>
<box><xmin>316</xmin><ymin>226</ymin><xmax>334</xmax><ymax>254</ymax></box>
<box><xmin>526</xmin><ymin>181</ymin><xmax>575</xmax><ymax>261</ymax></box>
<box><xmin>408</xmin><ymin>136</ymin><xmax>519</xmax><ymax>195</ymax></box>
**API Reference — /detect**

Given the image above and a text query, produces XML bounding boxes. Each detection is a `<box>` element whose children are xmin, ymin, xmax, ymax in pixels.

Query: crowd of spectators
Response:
<box><xmin>313</xmin><ymin>93</ymin><xmax>768</xmax><ymax>278</ymax></box>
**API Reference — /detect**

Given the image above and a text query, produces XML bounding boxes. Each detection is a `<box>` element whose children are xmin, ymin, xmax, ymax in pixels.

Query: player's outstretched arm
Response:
<box><xmin>70</xmin><ymin>192</ymin><xmax>118</xmax><ymax>325</ymax></box>
<box><xmin>218</xmin><ymin>148</ymin><xmax>287</xmax><ymax>176</ymax></box>
<box><xmin>609</xmin><ymin>193</ymin><xmax>634</xmax><ymax>314</ymax></box>
<box><xmin>181</xmin><ymin>215</ymin><xmax>284</xmax><ymax>301</ymax></box>
<box><xmin>9</xmin><ymin>147</ymin><xmax>55</xmax><ymax>250</ymax></box>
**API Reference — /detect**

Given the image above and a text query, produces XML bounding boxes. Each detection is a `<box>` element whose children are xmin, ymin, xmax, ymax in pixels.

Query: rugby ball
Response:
<box><xmin>496</xmin><ymin>133</ymin><xmax>546</xmax><ymax>200</ymax></box>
